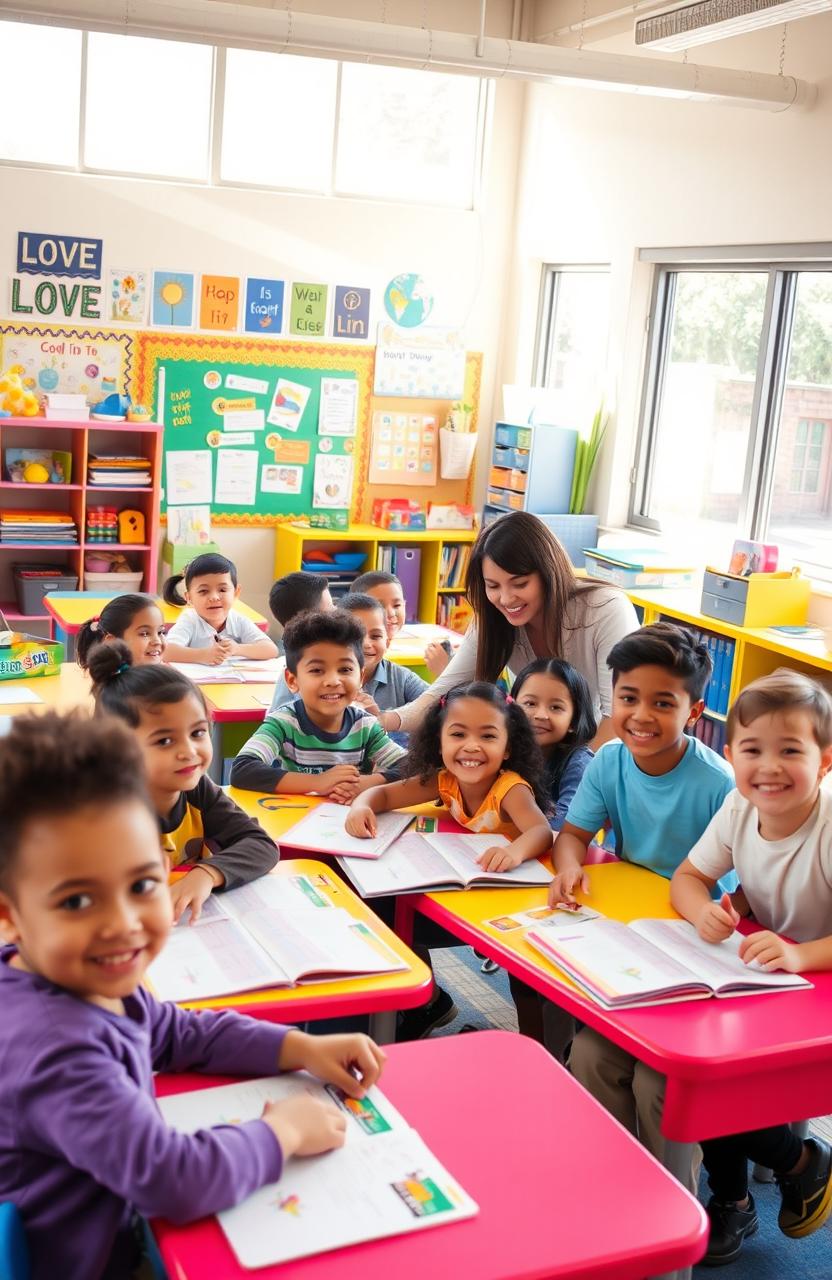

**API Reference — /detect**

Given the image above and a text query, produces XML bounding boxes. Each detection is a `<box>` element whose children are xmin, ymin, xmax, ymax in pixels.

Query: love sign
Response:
<box><xmin>17</xmin><ymin>231</ymin><xmax>102</xmax><ymax>279</ymax></box>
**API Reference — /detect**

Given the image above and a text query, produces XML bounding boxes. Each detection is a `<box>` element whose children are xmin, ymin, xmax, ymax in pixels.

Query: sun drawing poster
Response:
<box><xmin>152</xmin><ymin>271</ymin><xmax>195</xmax><ymax>328</ymax></box>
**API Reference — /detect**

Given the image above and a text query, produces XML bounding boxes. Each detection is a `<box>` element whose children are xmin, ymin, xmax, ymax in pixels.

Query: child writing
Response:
<box><xmin>76</xmin><ymin>593</ymin><xmax>167</xmax><ymax>669</ymax></box>
<box><xmin>230</xmin><ymin>609</ymin><xmax>405</xmax><ymax>803</ymax></box>
<box><xmin>340</xmin><ymin>592</ymin><xmax>428</xmax><ymax>736</ymax></box>
<box><xmin>550</xmin><ymin>623</ymin><xmax>735</xmax><ymax>1189</ymax></box>
<box><xmin>89</xmin><ymin>642</ymin><xmax>279</xmax><ymax>923</ymax></box>
<box><xmin>508</xmin><ymin>658</ymin><xmax>597</xmax><ymax>1047</ymax></box>
<box><xmin>266</xmin><ymin>569</ymin><xmax>337</xmax><ymax>715</ymax></box>
<box><xmin>346</xmin><ymin>681</ymin><xmax>552</xmax><ymax>872</ymax></box>
<box><xmin>163</xmin><ymin>551</ymin><xmax>278</xmax><ymax>666</ymax></box>
<box><xmin>351</xmin><ymin>569</ymin><xmax>450</xmax><ymax>677</ymax></box>
<box><xmin>0</xmin><ymin>710</ymin><xmax>385</xmax><ymax>1280</ymax></box>
<box><xmin>671</xmin><ymin>669</ymin><xmax>832</xmax><ymax>1263</ymax></box>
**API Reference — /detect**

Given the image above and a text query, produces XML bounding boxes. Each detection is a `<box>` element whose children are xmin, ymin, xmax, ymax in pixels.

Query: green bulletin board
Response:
<box><xmin>132</xmin><ymin>333</ymin><xmax>374</xmax><ymax>524</ymax></box>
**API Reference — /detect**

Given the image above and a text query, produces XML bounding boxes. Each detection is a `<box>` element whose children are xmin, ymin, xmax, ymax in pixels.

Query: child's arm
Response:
<box><xmin>194</xmin><ymin>777</ymin><xmax>279</xmax><ymax>887</ymax></box>
<box><xmin>476</xmin><ymin>784</ymin><xmax>553</xmax><ymax>872</ymax></box>
<box><xmin>164</xmin><ymin>639</ymin><xmax>228</xmax><ymax>666</ymax></box>
<box><xmin>548</xmin><ymin>822</ymin><xmax>596</xmax><ymax>904</ymax></box>
<box><xmin>671</xmin><ymin>859</ymin><xmax>741</xmax><ymax>943</ymax></box>
<box><xmin>363</xmin><ymin>716</ymin><xmax>407</xmax><ymax>780</ymax></box>
<box><xmin>550</xmin><ymin>746</ymin><xmax>594</xmax><ymax>831</ymax></box>
<box><xmin>224</xmin><ymin>634</ymin><xmax>280</xmax><ymax>660</ymax></box>
<box><xmin>739</xmin><ymin>931</ymin><xmax>832</xmax><ymax>973</ymax></box>
<box><xmin>345</xmin><ymin>775</ymin><xmax>439</xmax><ymax>836</ymax></box>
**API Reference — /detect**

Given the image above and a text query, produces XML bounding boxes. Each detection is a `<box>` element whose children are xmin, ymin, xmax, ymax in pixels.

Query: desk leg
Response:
<box><xmin>368</xmin><ymin>1010</ymin><xmax>397</xmax><ymax>1044</ymax></box>
<box><xmin>651</xmin><ymin>1139</ymin><xmax>695</xmax><ymax>1280</ymax></box>
<box><xmin>394</xmin><ymin>896</ymin><xmax>416</xmax><ymax>946</ymax></box>
<box><xmin>208</xmin><ymin>721</ymin><xmax>223</xmax><ymax>783</ymax></box>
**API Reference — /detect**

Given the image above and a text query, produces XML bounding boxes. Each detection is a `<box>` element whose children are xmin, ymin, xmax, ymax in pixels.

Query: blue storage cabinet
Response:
<box><xmin>483</xmin><ymin>422</ymin><xmax>578</xmax><ymax>526</ymax></box>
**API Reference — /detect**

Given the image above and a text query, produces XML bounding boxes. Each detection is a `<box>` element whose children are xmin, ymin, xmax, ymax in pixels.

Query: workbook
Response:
<box><xmin>146</xmin><ymin>873</ymin><xmax>406</xmax><ymax>1002</ymax></box>
<box><xmin>157</xmin><ymin>1073</ymin><xmax>478</xmax><ymax>1267</ymax></box>
<box><xmin>338</xmin><ymin>831</ymin><xmax>553</xmax><ymax>897</ymax></box>
<box><xmin>169</xmin><ymin>657</ymin><xmax>284</xmax><ymax>684</ymax></box>
<box><xmin>526</xmin><ymin>917</ymin><xmax>812</xmax><ymax>1009</ymax></box>
<box><xmin>280</xmin><ymin>802</ymin><xmax>414</xmax><ymax>858</ymax></box>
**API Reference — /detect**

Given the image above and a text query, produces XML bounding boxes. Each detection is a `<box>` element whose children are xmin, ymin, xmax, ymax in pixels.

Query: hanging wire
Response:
<box><xmin>499</xmin><ymin>37</ymin><xmax>513</xmax><ymax>76</ymax></box>
<box><xmin>682</xmin><ymin>47</ymin><xmax>689</xmax><ymax>64</ymax></box>
<box><xmin>778</xmin><ymin>22</ymin><xmax>788</xmax><ymax>76</ymax></box>
<box><xmin>577</xmin><ymin>0</ymin><xmax>589</xmax><ymax>51</ymax></box>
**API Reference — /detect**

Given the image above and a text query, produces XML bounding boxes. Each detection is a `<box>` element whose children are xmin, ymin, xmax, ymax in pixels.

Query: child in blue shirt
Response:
<box><xmin>551</xmin><ymin>622</ymin><xmax>735</xmax><ymax>1190</ymax></box>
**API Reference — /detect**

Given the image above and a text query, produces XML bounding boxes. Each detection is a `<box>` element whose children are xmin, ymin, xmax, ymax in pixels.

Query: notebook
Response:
<box><xmin>281</xmin><ymin>802</ymin><xmax>413</xmax><ymax>858</ymax></box>
<box><xmin>526</xmin><ymin>916</ymin><xmax>812</xmax><ymax>1009</ymax></box>
<box><xmin>338</xmin><ymin>831</ymin><xmax>553</xmax><ymax>897</ymax></box>
<box><xmin>170</xmin><ymin>657</ymin><xmax>283</xmax><ymax>684</ymax></box>
<box><xmin>157</xmin><ymin>1074</ymin><xmax>478</xmax><ymax>1268</ymax></box>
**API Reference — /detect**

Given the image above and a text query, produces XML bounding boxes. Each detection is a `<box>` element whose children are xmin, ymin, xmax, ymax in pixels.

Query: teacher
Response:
<box><xmin>383</xmin><ymin>511</ymin><xmax>639</xmax><ymax>746</ymax></box>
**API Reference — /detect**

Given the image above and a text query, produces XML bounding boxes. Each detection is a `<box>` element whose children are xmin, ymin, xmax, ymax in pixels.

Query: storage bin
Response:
<box><xmin>495</xmin><ymin>424</ymin><xmax>533</xmax><ymax>448</ymax></box>
<box><xmin>84</xmin><ymin>569</ymin><xmax>144</xmax><ymax>593</ymax></box>
<box><xmin>488</xmin><ymin>465</ymin><xmax>527</xmax><ymax>493</ymax></box>
<box><xmin>13</xmin><ymin>566</ymin><xmax>79</xmax><ymax>616</ymax></box>
<box><xmin>487</xmin><ymin>487</ymin><xmax>524</xmax><ymax>511</ymax></box>
<box><xmin>700</xmin><ymin>569</ymin><xmax>810</xmax><ymax>629</ymax></box>
<box><xmin>492</xmin><ymin>445</ymin><xmax>530</xmax><ymax>470</ymax></box>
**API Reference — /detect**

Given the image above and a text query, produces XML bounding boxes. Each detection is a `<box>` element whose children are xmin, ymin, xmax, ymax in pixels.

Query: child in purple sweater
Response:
<box><xmin>0</xmin><ymin>711</ymin><xmax>385</xmax><ymax>1280</ymax></box>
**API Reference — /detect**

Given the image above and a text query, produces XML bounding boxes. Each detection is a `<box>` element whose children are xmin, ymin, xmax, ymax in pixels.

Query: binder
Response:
<box><xmin>393</xmin><ymin>546</ymin><xmax>421</xmax><ymax>622</ymax></box>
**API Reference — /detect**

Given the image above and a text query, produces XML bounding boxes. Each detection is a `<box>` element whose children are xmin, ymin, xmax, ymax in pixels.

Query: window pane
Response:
<box><xmin>221</xmin><ymin>50</ymin><xmax>336</xmax><ymax>190</ymax></box>
<box><xmin>643</xmin><ymin>271</ymin><xmax>768</xmax><ymax>557</ymax></box>
<box><xmin>0</xmin><ymin>22</ymin><xmax>80</xmax><ymax>165</ymax></box>
<box><xmin>767</xmin><ymin>273</ymin><xmax>832</xmax><ymax>569</ymax></box>
<box><xmin>336</xmin><ymin>64</ymin><xmax>480</xmax><ymax>207</ymax></box>
<box><xmin>542</xmin><ymin>271</ymin><xmax>611</xmax><ymax>428</ymax></box>
<box><xmin>85</xmin><ymin>34</ymin><xmax>212</xmax><ymax>179</ymax></box>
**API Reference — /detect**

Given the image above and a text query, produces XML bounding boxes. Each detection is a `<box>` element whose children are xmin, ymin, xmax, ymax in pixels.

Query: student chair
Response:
<box><xmin>0</xmin><ymin>1202</ymin><xmax>29</xmax><ymax>1280</ymax></box>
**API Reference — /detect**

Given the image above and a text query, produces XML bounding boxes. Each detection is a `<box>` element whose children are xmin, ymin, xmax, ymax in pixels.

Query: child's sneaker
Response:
<box><xmin>702</xmin><ymin>1194</ymin><xmax>759</xmax><ymax>1265</ymax></box>
<box><xmin>777</xmin><ymin>1137</ymin><xmax>832</xmax><ymax>1237</ymax></box>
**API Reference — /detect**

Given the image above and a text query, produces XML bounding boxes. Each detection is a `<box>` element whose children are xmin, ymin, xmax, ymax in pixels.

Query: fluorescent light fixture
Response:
<box><xmin>636</xmin><ymin>0</ymin><xmax>832</xmax><ymax>48</ymax></box>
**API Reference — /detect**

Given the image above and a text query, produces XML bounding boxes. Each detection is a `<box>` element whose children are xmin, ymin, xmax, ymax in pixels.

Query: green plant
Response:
<box><xmin>568</xmin><ymin>401</ymin><xmax>608</xmax><ymax>515</ymax></box>
<box><xmin>451</xmin><ymin>401</ymin><xmax>474</xmax><ymax>415</ymax></box>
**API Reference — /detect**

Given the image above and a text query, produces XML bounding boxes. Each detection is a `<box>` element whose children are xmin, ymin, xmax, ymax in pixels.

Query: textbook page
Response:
<box><xmin>242</xmin><ymin>906</ymin><xmax>407</xmax><ymax>983</ymax></box>
<box><xmin>147</xmin><ymin>917</ymin><xmax>288</xmax><ymax>1002</ymax></box>
<box><xmin>282</xmin><ymin>802</ymin><xmax>413</xmax><ymax>859</ymax></box>
<box><xmin>169</xmin><ymin>658</ymin><xmax>282</xmax><ymax>685</ymax></box>
<box><xmin>338</xmin><ymin>832</ymin><xmax>465</xmax><ymax>897</ymax></box>
<box><xmin>176</xmin><ymin>872</ymin><xmax>332</xmax><ymax>927</ymax></box>
<box><xmin>422</xmin><ymin>832</ymin><xmax>553</xmax><ymax>888</ymax></box>
<box><xmin>630</xmin><ymin>919</ymin><xmax>812</xmax><ymax>995</ymax></box>
<box><xmin>157</xmin><ymin>1075</ymin><xmax>478</xmax><ymax>1268</ymax></box>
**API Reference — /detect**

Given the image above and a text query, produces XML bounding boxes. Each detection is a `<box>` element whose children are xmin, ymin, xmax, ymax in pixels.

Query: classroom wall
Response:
<box><xmin>500</xmin><ymin>10</ymin><xmax>832</xmax><ymax>533</ymax></box>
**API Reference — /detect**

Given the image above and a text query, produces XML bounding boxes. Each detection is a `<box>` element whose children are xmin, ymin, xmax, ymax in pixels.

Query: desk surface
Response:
<box><xmin>406</xmin><ymin>862</ymin><xmax>832</xmax><ymax>1142</ymax></box>
<box><xmin>152</xmin><ymin>1031</ymin><xmax>707</xmax><ymax>1280</ymax></box>
<box><xmin>178</xmin><ymin>858</ymin><xmax>431</xmax><ymax>1023</ymax></box>
<box><xmin>43</xmin><ymin>591</ymin><xmax>268</xmax><ymax>632</ymax></box>
<box><xmin>0</xmin><ymin>662</ymin><xmax>91</xmax><ymax>715</ymax></box>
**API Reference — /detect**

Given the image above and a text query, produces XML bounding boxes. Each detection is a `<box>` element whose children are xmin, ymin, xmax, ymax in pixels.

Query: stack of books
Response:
<box><xmin>438</xmin><ymin>542</ymin><xmax>471</xmax><ymax>588</ymax></box>
<box><xmin>0</xmin><ymin>509</ymin><xmax>78</xmax><ymax>544</ymax></box>
<box><xmin>43</xmin><ymin>393</ymin><xmax>89</xmax><ymax>422</ymax></box>
<box><xmin>583</xmin><ymin>547</ymin><xmax>696</xmax><ymax>590</ymax></box>
<box><xmin>87</xmin><ymin>455</ymin><xmax>152</xmax><ymax>487</ymax></box>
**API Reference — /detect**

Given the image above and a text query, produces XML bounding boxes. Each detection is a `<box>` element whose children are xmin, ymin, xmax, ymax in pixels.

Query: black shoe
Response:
<box><xmin>777</xmin><ymin>1137</ymin><xmax>832</xmax><ymax>1238</ymax></box>
<box><xmin>701</xmin><ymin>1194</ymin><xmax>759</xmax><ymax>1266</ymax></box>
<box><xmin>480</xmin><ymin>958</ymin><xmax>500</xmax><ymax>975</ymax></box>
<box><xmin>396</xmin><ymin>987</ymin><xmax>458</xmax><ymax>1041</ymax></box>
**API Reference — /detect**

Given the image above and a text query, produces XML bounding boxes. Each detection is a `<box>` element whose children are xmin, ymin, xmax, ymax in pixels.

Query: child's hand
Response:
<box><xmin>476</xmin><ymin>843</ymin><xmax>523</xmax><ymax>873</ymax></box>
<box><xmin>547</xmin><ymin>866</ymin><xmax>590</xmax><ymax>907</ymax></box>
<box><xmin>329</xmin><ymin>780</ymin><xmax>361</xmax><ymax>805</ymax></box>
<box><xmin>220</xmin><ymin>637</ymin><xmax>241</xmax><ymax>657</ymax></box>
<box><xmin>353</xmin><ymin>690</ymin><xmax>382</xmax><ymax>718</ymax></box>
<box><xmin>345</xmin><ymin>804</ymin><xmax>377</xmax><ymax>837</ymax></box>
<box><xmin>261</xmin><ymin>1096</ymin><xmax>347</xmax><ymax>1159</ymax></box>
<box><xmin>197</xmin><ymin>645</ymin><xmax>228</xmax><ymax>666</ymax></box>
<box><xmin>169</xmin><ymin>866</ymin><xmax>217</xmax><ymax>923</ymax></box>
<box><xmin>739</xmin><ymin>930</ymin><xmax>802</xmax><ymax>972</ymax></box>
<box><xmin>696</xmin><ymin>892</ymin><xmax>740</xmax><ymax>944</ymax></box>
<box><xmin>280</xmin><ymin>1030</ymin><xmax>386</xmax><ymax>1097</ymax></box>
<box><xmin>316</xmin><ymin>765</ymin><xmax>361</xmax><ymax>796</ymax></box>
<box><xmin>424</xmin><ymin>640</ymin><xmax>451</xmax><ymax>676</ymax></box>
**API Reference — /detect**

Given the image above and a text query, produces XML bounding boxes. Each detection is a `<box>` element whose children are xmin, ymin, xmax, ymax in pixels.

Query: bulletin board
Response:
<box><xmin>132</xmin><ymin>333</ymin><xmax>374</xmax><ymax>524</ymax></box>
<box><xmin>0</xmin><ymin>321</ymin><xmax>133</xmax><ymax>403</ymax></box>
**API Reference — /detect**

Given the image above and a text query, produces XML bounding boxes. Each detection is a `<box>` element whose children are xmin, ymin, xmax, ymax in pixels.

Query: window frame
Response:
<box><xmin>533</xmin><ymin>263</ymin><xmax>612</xmax><ymax>390</ymax></box>
<box><xmin>629</xmin><ymin>259</ymin><xmax>832</xmax><ymax>566</ymax></box>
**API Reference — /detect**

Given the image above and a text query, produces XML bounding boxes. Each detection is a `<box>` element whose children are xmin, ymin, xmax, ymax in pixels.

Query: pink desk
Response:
<box><xmin>153</xmin><ymin>1031</ymin><xmax>707</xmax><ymax>1280</ymax></box>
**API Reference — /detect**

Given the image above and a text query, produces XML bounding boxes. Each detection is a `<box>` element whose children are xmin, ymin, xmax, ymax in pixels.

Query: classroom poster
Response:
<box><xmin>267</xmin><ymin>378</ymin><xmax>311</xmax><ymax>432</ymax></box>
<box><xmin>261</xmin><ymin>463</ymin><xmax>303</xmax><ymax>495</ymax></box>
<box><xmin>374</xmin><ymin>323</ymin><xmax>466</xmax><ymax>398</ymax></box>
<box><xmin>0</xmin><ymin>324</ymin><xmax>131</xmax><ymax>401</ymax></box>
<box><xmin>244</xmin><ymin>278</ymin><xmax>284</xmax><ymax>334</ymax></box>
<box><xmin>333</xmin><ymin>285</ymin><xmax>370</xmax><ymax>340</ymax></box>
<box><xmin>290</xmin><ymin>283</ymin><xmax>327</xmax><ymax>337</ymax></box>
<box><xmin>215</xmin><ymin>448</ymin><xmax>258</xmax><ymax>506</ymax></box>
<box><xmin>107</xmin><ymin>269</ymin><xmax>147</xmax><ymax>324</ymax></box>
<box><xmin>199</xmin><ymin>275</ymin><xmax>240</xmax><ymax>331</ymax></box>
<box><xmin>152</xmin><ymin>271</ymin><xmax>195</xmax><ymax>327</ymax></box>
<box><xmin>166</xmin><ymin>449</ymin><xmax>213</xmax><ymax>506</ymax></box>
<box><xmin>313</xmin><ymin>453</ymin><xmax>353</xmax><ymax>508</ymax></box>
<box><xmin>318</xmin><ymin>377</ymin><xmax>358</xmax><ymax>436</ymax></box>
<box><xmin>368</xmin><ymin>411</ymin><xmax>437</xmax><ymax>486</ymax></box>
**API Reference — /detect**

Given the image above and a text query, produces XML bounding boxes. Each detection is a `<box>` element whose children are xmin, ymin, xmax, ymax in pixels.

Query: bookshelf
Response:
<box><xmin>0</xmin><ymin>417</ymin><xmax>163</xmax><ymax>634</ymax></box>
<box><xmin>274</xmin><ymin>523</ymin><xmax>477</xmax><ymax>632</ymax></box>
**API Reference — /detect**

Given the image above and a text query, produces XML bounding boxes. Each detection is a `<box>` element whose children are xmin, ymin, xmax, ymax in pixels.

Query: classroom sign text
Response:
<box><xmin>333</xmin><ymin>285</ymin><xmax>370</xmax><ymax>340</ymax></box>
<box><xmin>290</xmin><ymin>283</ymin><xmax>327</xmax><ymax>336</ymax></box>
<box><xmin>10</xmin><ymin>276</ymin><xmax>102</xmax><ymax>320</ymax></box>
<box><xmin>245</xmin><ymin>278</ymin><xmax>284</xmax><ymax>334</ymax></box>
<box><xmin>17</xmin><ymin>231</ymin><xmax>102</xmax><ymax>278</ymax></box>
<box><xmin>199</xmin><ymin>275</ymin><xmax>240</xmax><ymax>331</ymax></box>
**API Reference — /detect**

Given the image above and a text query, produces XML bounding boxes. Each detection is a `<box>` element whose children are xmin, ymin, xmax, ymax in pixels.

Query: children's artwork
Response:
<box><xmin>152</xmin><ymin>271</ymin><xmax>195</xmax><ymax>328</ymax></box>
<box><xmin>374</xmin><ymin>323</ymin><xmax>466</xmax><ymax>398</ymax></box>
<box><xmin>261</xmin><ymin>463</ymin><xmax>303</xmax><ymax>495</ymax></box>
<box><xmin>167</xmin><ymin>505</ymin><xmax>212</xmax><ymax>546</ymax></box>
<box><xmin>244</xmin><ymin>278</ymin><xmax>284</xmax><ymax>335</ymax></box>
<box><xmin>368</xmin><ymin>411</ymin><xmax>437</xmax><ymax>486</ymax></box>
<box><xmin>0</xmin><ymin>325</ymin><xmax>130</xmax><ymax>402</ymax></box>
<box><xmin>165</xmin><ymin>449</ymin><xmax>213</xmax><ymax>506</ymax></box>
<box><xmin>333</xmin><ymin>285</ymin><xmax>370</xmax><ymax>341</ymax></box>
<box><xmin>318</xmin><ymin>377</ymin><xmax>358</xmax><ymax>436</ymax></box>
<box><xmin>199</xmin><ymin>275</ymin><xmax>240</xmax><ymax>332</ymax></box>
<box><xmin>290</xmin><ymin>282</ymin><xmax>327</xmax><ymax>337</ymax></box>
<box><xmin>215</xmin><ymin>449</ymin><xmax>258</xmax><ymax>506</ymax></box>
<box><xmin>267</xmin><ymin>377</ymin><xmax>311</xmax><ymax>432</ymax></box>
<box><xmin>107</xmin><ymin>269</ymin><xmax>147</xmax><ymax>324</ymax></box>
<box><xmin>313</xmin><ymin>452</ymin><xmax>354</xmax><ymax>509</ymax></box>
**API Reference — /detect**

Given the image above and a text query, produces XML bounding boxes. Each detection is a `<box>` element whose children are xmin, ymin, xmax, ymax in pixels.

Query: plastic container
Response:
<box><xmin>13</xmin><ymin>567</ymin><xmax>79</xmax><ymax>616</ymax></box>
<box><xmin>83</xmin><ymin>569</ymin><xmax>144</xmax><ymax>592</ymax></box>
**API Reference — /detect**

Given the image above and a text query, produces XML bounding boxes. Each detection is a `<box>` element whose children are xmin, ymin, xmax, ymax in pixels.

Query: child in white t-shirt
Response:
<box><xmin>671</xmin><ymin>668</ymin><xmax>832</xmax><ymax>1265</ymax></box>
<box><xmin>163</xmin><ymin>552</ymin><xmax>277</xmax><ymax>666</ymax></box>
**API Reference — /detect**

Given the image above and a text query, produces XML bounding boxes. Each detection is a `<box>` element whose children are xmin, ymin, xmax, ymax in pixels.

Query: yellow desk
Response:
<box><xmin>180</xmin><ymin>857</ymin><xmax>432</xmax><ymax>1042</ymax></box>
<box><xmin>227</xmin><ymin>788</ymin><xmax>322</xmax><ymax>842</ymax></box>
<box><xmin>0</xmin><ymin>662</ymin><xmax>92</xmax><ymax>717</ymax></box>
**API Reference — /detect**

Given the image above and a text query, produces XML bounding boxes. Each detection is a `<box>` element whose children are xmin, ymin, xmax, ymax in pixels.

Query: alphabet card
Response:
<box><xmin>368</xmin><ymin>411</ymin><xmax>437</xmax><ymax>486</ymax></box>
<box><xmin>199</xmin><ymin>275</ymin><xmax>240</xmax><ymax>332</ymax></box>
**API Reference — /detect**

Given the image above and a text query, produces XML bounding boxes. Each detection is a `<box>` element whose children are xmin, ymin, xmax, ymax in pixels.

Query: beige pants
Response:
<box><xmin>570</xmin><ymin>1026</ymin><xmax>702</xmax><ymax>1194</ymax></box>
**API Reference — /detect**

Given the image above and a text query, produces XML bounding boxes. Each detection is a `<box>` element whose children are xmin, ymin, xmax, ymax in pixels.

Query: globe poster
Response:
<box><xmin>373</xmin><ymin>323</ymin><xmax>466</xmax><ymax>398</ymax></box>
<box><xmin>382</xmin><ymin>272</ymin><xmax>433</xmax><ymax>327</ymax></box>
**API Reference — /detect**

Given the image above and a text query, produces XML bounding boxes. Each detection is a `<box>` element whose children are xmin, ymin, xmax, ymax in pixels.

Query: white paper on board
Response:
<box><xmin>318</xmin><ymin>377</ymin><xmax>358</xmax><ymax>436</ymax></box>
<box><xmin>218</xmin><ymin>432</ymin><xmax>256</xmax><ymax>446</ymax></box>
<box><xmin>215</xmin><ymin>449</ymin><xmax>258</xmax><ymax>506</ymax></box>
<box><xmin>226</xmin><ymin>373</ymin><xmax>269</xmax><ymax>394</ymax></box>
<box><xmin>312</xmin><ymin>453</ymin><xmax>353</xmax><ymax>508</ymax></box>
<box><xmin>261</xmin><ymin>463</ymin><xmax>304</xmax><ymax>495</ymax></box>
<box><xmin>166</xmin><ymin>450</ymin><xmax>213</xmax><ymax>506</ymax></box>
<box><xmin>223</xmin><ymin>408</ymin><xmax>264</xmax><ymax>432</ymax></box>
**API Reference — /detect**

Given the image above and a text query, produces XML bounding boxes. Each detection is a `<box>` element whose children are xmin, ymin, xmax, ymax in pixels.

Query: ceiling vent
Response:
<box><xmin>636</xmin><ymin>0</ymin><xmax>832</xmax><ymax>48</ymax></box>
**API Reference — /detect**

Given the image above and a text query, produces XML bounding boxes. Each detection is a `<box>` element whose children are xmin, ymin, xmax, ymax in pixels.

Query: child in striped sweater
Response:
<box><xmin>230</xmin><ymin>610</ymin><xmax>405</xmax><ymax>801</ymax></box>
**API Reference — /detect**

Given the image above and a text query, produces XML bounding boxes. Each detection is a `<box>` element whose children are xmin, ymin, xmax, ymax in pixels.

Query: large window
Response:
<box><xmin>535</xmin><ymin>267</ymin><xmax>611</xmax><ymax>430</ymax></box>
<box><xmin>632</xmin><ymin>263</ymin><xmax>832</xmax><ymax>575</ymax></box>
<box><xmin>0</xmin><ymin>22</ymin><xmax>82</xmax><ymax>166</ymax></box>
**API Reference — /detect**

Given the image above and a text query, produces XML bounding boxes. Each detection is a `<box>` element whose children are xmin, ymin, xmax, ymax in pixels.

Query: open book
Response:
<box><xmin>157</xmin><ymin>1074</ymin><xmax>477</xmax><ymax>1267</ymax></box>
<box><xmin>338</xmin><ymin>831</ymin><xmax>553</xmax><ymax>898</ymax></box>
<box><xmin>169</xmin><ymin>657</ymin><xmax>283</xmax><ymax>684</ymax></box>
<box><xmin>146</xmin><ymin>873</ymin><xmax>406</xmax><ymax>1002</ymax></box>
<box><xmin>280</xmin><ymin>802</ymin><xmax>413</xmax><ymax>859</ymax></box>
<box><xmin>527</xmin><ymin>916</ymin><xmax>812</xmax><ymax>1009</ymax></box>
